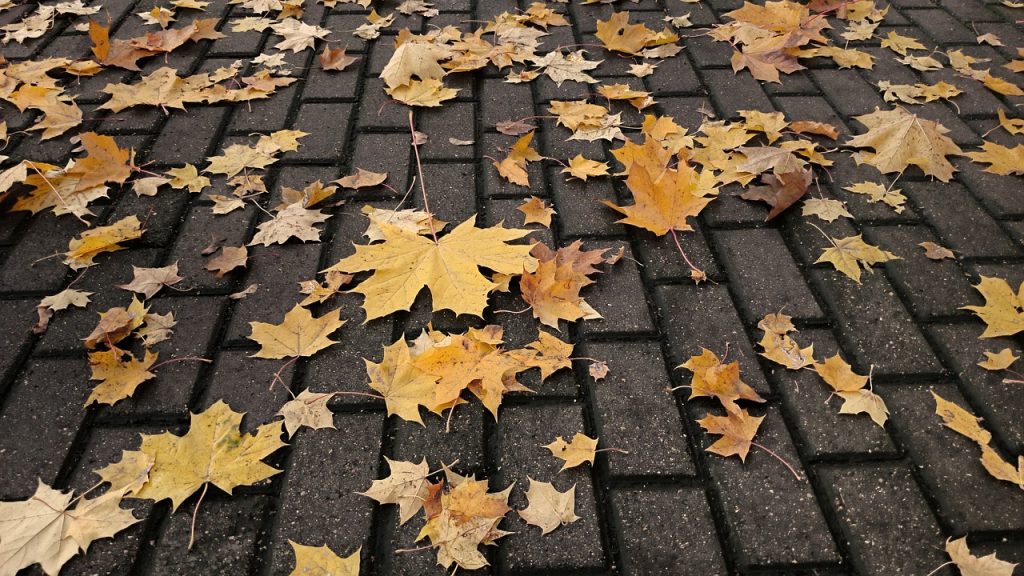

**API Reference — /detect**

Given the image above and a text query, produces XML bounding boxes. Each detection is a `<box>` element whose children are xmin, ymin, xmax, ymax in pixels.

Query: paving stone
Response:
<box><xmin>611</xmin><ymin>488</ymin><xmax>727</xmax><ymax>576</ymax></box>
<box><xmin>224</xmin><ymin>242</ymin><xmax>324</xmax><ymax>342</ymax></box>
<box><xmin>389</xmin><ymin>402</ymin><xmax>487</xmax><ymax>471</ymax></box>
<box><xmin>0</xmin><ymin>357</ymin><xmax>89</xmax><ymax>499</ymax></box>
<box><xmin>654</xmin><ymin>283</ymin><xmax>770</xmax><ymax>394</ymax></box>
<box><xmin>0</xmin><ymin>299</ymin><xmax>34</xmax><ymax>381</ymax></box>
<box><xmin>417</xmin><ymin>103</ymin><xmax>476</xmax><ymax>159</ymax></box>
<box><xmin>864</xmin><ymin>224</ymin><xmax>977</xmax><ymax>319</ymax></box>
<box><xmin>550</xmin><ymin>167</ymin><xmax>626</xmax><ymax>238</ymax></box>
<box><xmin>712</xmin><ymin>228</ymin><xmax>824</xmax><ymax>321</ymax></box>
<box><xmin>903</xmin><ymin>182</ymin><xmax>1019</xmax><ymax>259</ymax></box>
<box><xmin>495</xmin><ymin>403</ymin><xmax>607</xmax><ymax>572</ymax></box>
<box><xmin>926</xmin><ymin>324</ymin><xmax>1024</xmax><ymax>453</ymax></box>
<box><xmin>578</xmin><ymin>243</ymin><xmax>657</xmax><ymax>336</ymax></box>
<box><xmin>808</xmin><ymin>268</ymin><xmax>942</xmax><ymax>375</ymax></box>
<box><xmin>812</xmin><ymin>69</ymin><xmax>886</xmax><ymax>117</ymax></box>
<box><xmin>770</xmin><ymin>329</ymin><xmax>896</xmax><ymax>457</ymax></box>
<box><xmin>414</xmin><ymin>162</ymin><xmax>476</xmax><ymax>223</ymax></box>
<box><xmin>881</xmin><ymin>381</ymin><xmax>1024</xmax><ymax>532</ymax></box>
<box><xmin>168</xmin><ymin>203</ymin><xmax>258</xmax><ymax>292</ymax></box>
<box><xmin>148</xmin><ymin>106</ymin><xmax>230</xmax><ymax>166</ymax></box>
<box><xmin>198</xmin><ymin>349</ymin><xmax>295</xmax><ymax>433</ymax></box>
<box><xmin>816</xmin><ymin>463</ymin><xmax>946</xmax><ymax>576</ymax></box>
<box><xmin>268</xmin><ymin>413</ymin><xmax>380</xmax><ymax>576</ymax></box>
<box><xmin>696</xmin><ymin>407</ymin><xmax>839</xmax><ymax>566</ymax></box>
<box><xmin>151</xmin><ymin>495</ymin><xmax>271</xmax><ymax>575</ymax></box>
<box><xmin>702</xmin><ymin>69</ymin><xmax>773</xmax><ymax>119</ymax></box>
<box><xmin>228</xmin><ymin>85</ymin><xmax>300</xmax><ymax>133</ymax></box>
<box><xmin>286</xmin><ymin>103</ymin><xmax>354</xmax><ymax>161</ymax></box>
<box><xmin>634</xmin><ymin>223</ymin><xmax>721</xmax><ymax>282</ymax></box>
<box><xmin>350</xmin><ymin>133</ymin><xmax>411</xmax><ymax>193</ymax></box>
<box><xmin>583</xmin><ymin>341</ymin><xmax>694</xmax><ymax>476</ymax></box>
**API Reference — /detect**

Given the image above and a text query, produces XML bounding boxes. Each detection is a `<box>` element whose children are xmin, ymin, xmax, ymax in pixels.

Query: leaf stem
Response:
<box><xmin>408</xmin><ymin>110</ymin><xmax>437</xmax><ymax>243</ymax></box>
<box><xmin>188</xmin><ymin>482</ymin><xmax>209</xmax><ymax>551</ymax></box>
<box><xmin>750</xmin><ymin>441</ymin><xmax>802</xmax><ymax>481</ymax></box>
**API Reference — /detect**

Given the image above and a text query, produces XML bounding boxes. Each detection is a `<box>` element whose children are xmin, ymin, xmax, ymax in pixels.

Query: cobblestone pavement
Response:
<box><xmin>1</xmin><ymin>0</ymin><xmax>1024</xmax><ymax>573</ymax></box>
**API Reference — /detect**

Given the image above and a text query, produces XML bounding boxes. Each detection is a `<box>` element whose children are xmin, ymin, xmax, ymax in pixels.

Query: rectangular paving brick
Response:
<box><xmin>713</xmin><ymin>228</ymin><xmax>824</xmax><ymax>321</ymax></box>
<box><xmin>495</xmin><ymin>404</ymin><xmax>607</xmax><ymax>572</ymax></box>
<box><xmin>816</xmin><ymin>463</ymin><xmax>946</xmax><ymax>576</ymax></box>
<box><xmin>0</xmin><ymin>358</ymin><xmax>89</xmax><ymax>499</ymax></box>
<box><xmin>584</xmin><ymin>341</ymin><xmax>695</xmax><ymax>477</ymax></box>
<box><xmin>268</xmin><ymin>412</ymin><xmax>381</xmax><ymax>576</ymax></box>
<box><xmin>612</xmin><ymin>487</ymin><xmax>727</xmax><ymax>576</ymax></box>
<box><xmin>654</xmin><ymin>283</ymin><xmax>770</xmax><ymax>394</ymax></box>
<box><xmin>695</xmin><ymin>407</ymin><xmax>839</xmax><ymax>566</ymax></box>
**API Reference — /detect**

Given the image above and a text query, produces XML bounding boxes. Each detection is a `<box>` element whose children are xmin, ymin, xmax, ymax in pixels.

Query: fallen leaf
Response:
<box><xmin>932</xmin><ymin>391</ymin><xmax>992</xmax><ymax>445</ymax></box>
<box><xmin>249</xmin><ymin>304</ymin><xmax>345</xmax><ymax>359</ymax></box>
<box><xmin>518</xmin><ymin>478</ymin><xmax>579</xmax><ymax>535</ymax></box>
<box><xmin>802</xmin><ymin>197</ymin><xmax>852</xmax><ymax>222</ymax></box>
<box><xmin>697</xmin><ymin>409</ymin><xmax>764</xmax><ymax>462</ymax></box>
<box><xmin>961</xmin><ymin>276</ymin><xmax>1024</xmax><ymax>338</ymax></box>
<box><xmin>117</xmin><ymin>262</ymin><xmax>183</xmax><ymax>299</ymax></box>
<box><xmin>965</xmin><ymin>142</ymin><xmax>1024</xmax><ymax>176</ymax></box>
<box><xmin>946</xmin><ymin>536</ymin><xmax>1018</xmax><ymax>576</ymax></box>
<box><xmin>365</xmin><ymin>339</ymin><xmax>438</xmax><ymax>425</ymax></box>
<box><xmin>517</xmin><ymin>196</ymin><xmax>555</xmax><ymax>227</ymax></box>
<box><xmin>562</xmin><ymin>154</ymin><xmax>609</xmax><ymax>181</ymax></box>
<box><xmin>544</xmin><ymin>432</ymin><xmax>598</xmax><ymax>471</ymax></box>
<box><xmin>206</xmin><ymin>246</ymin><xmax>248</xmax><ymax>277</ymax></box>
<box><xmin>919</xmin><ymin>241</ymin><xmax>954</xmax><ymax>260</ymax></box>
<box><xmin>276</xmin><ymin>389</ymin><xmax>336</xmax><ymax>438</ymax></box>
<box><xmin>65</xmin><ymin>216</ymin><xmax>145</xmax><ymax>270</ymax></box>
<box><xmin>288</xmin><ymin>541</ymin><xmax>359</xmax><ymax>576</ymax></box>
<box><xmin>816</xmin><ymin>234</ymin><xmax>899</xmax><ymax>283</ymax></box>
<box><xmin>126</xmin><ymin>400</ymin><xmax>286</xmax><ymax>511</ymax></box>
<box><xmin>847</xmin><ymin>107</ymin><xmax>963</xmax><ymax>182</ymax></box>
<box><xmin>978</xmin><ymin>348</ymin><xmax>1018</xmax><ymax>371</ymax></box>
<box><xmin>360</xmin><ymin>457</ymin><xmax>433</xmax><ymax>524</ymax></box>
<box><xmin>325</xmin><ymin>215</ymin><xmax>537</xmax><ymax>320</ymax></box>
<box><xmin>320</xmin><ymin>46</ymin><xmax>358</xmax><ymax>71</ymax></box>
<box><xmin>86</xmin><ymin>349</ymin><xmax>158</xmax><ymax>406</ymax></box>
<box><xmin>334</xmin><ymin>168</ymin><xmax>387</xmax><ymax>189</ymax></box>
<box><xmin>249</xmin><ymin>203</ymin><xmax>331</xmax><ymax>246</ymax></box>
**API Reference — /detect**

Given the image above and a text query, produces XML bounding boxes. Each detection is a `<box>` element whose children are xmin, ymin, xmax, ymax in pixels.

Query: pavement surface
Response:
<box><xmin>1</xmin><ymin>0</ymin><xmax>1023</xmax><ymax>574</ymax></box>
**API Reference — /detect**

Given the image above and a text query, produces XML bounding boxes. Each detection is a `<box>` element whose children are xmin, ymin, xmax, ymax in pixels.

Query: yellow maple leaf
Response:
<box><xmin>847</xmin><ymin>107</ymin><xmax>963</xmax><ymax>182</ymax></box>
<box><xmin>697</xmin><ymin>409</ymin><xmax>764</xmax><ymax>462</ymax></box>
<box><xmin>544</xmin><ymin>432</ymin><xmax>598</xmax><ymax>471</ymax></box>
<box><xmin>518</xmin><ymin>478</ymin><xmax>579</xmax><ymax>535</ymax></box>
<box><xmin>360</xmin><ymin>457</ymin><xmax>433</xmax><ymax>524</ymax></box>
<box><xmin>275</xmin><ymin>389</ymin><xmax>336</xmax><ymax>439</ymax></box>
<box><xmin>325</xmin><ymin>215</ymin><xmax>538</xmax><ymax>320</ymax></box>
<box><xmin>932</xmin><ymin>391</ymin><xmax>992</xmax><ymax>445</ymax></box>
<box><xmin>86</xmin><ymin>349</ymin><xmax>158</xmax><ymax>406</ymax></box>
<box><xmin>961</xmin><ymin>276</ymin><xmax>1024</xmax><ymax>338</ymax></box>
<box><xmin>128</xmin><ymin>400</ymin><xmax>286</xmax><ymax>510</ymax></box>
<box><xmin>517</xmin><ymin>196</ymin><xmax>555</xmax><ymax>227</ymax></box>
<box><xmin>64</xmin><ymin>215</ymin><xmax>144</xmax><ymax>270</ymax></box>
<box><xmin>965</xmin><ymin>141</ymin><xmax>1024</xmax><ymax>176</ymax></box>
<box><xmin>815</xmin><ymin>234</ymin><xmax>899</xmax><ymax>283</ymax></box>
<box><xmin>287</xmin><ymin>541</ymin><xmax>359</xmax><ymax>576</ymax></box>
<box><xmin>386</xmin><ymin>78</ymin><xmax>459</xmax><ymax>107</ymax></box>
<box><xmin>365</xmin><ymin>339</ymin><xmax>438</xmax><ymax>425</ymax></box>
<box><xmin>248</xmin><ymin>303</ymin><xmax>345</xmax><ymax>359</ymax></box>
<box><xmin>602</xmin><ymin>160</ymin><xmax>716</xmax><ymax>236</ymax></box>
<box><xmin>494</xmin><ymin>131</ymin><xmax>541</xmax><ymax>186</ymax></box>
<box><xmin>680</xmin><ymin>348</ymin><xmax>765</xmax><ymax>414</ymax></box>
<box><xmin>562</xmin><ymin>154</ymin><xmax>609</xmax><ymax>181</ymax></box>
<box><xmin>978</xmin><ymin>348</ymin><xmax>1019</xmax><ymax>371</ymax></box>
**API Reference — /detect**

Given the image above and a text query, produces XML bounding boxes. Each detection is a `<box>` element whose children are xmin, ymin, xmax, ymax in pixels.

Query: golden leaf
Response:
<box><xmin>248</xmin><ymin>303</ymin><xmax>345</xmax><ymax>359</ymax></box>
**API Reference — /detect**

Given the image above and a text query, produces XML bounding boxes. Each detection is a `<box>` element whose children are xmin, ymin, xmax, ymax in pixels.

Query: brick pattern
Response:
<box><xmin>0</xmin><ymin>0</ymin><xmax>1022</xmax><ymax>573</ymax></box>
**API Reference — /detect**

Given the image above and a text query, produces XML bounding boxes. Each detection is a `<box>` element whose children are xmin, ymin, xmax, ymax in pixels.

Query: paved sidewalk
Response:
<box><xmin>1</xmin><ymin>0</ymin><xmax>1023</xmax><ymax>574</ymax></box>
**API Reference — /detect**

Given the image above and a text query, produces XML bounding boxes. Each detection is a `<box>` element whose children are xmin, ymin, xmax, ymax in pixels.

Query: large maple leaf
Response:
<box><xmin>0</xmin><ymin>481</ymin><xmax>139</xmax><ymax>576</ymax></box>
<box><xmin>248</xmin><ymin>304</ymin><xmax>345</xmax><ymax>359</ymax></box>
<box><xmin>127</xmin><ymin>400</ymin><xmax>286</xmax><ymax>510</ymax></box>
<box><xmin>325</xmin><ymin>215</ymin><xmax>538</xmax><ymax>320</ymax></box>
<box><xmin>602</xmin><ymin>160</ymin><xmax>716</xmax><ymax>236</ymax></box>
<box><xmin>847</xmin><ymin>106</ymin><xmax>963</xmax><ymax>182</ymax></box>
<box><xmin>961</xmin><ymin>276</ymin><xmax>1024</xmax><ymax>338</ymax></box>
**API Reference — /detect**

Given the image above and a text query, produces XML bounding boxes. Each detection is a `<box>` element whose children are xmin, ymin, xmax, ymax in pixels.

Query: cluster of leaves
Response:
<box><xmin>82</xmin><ymin>293</ymin><xmax>177</xmax><ymax>406</ymax></box>
<box><xmin>364</xmin><ymin>325</ymin><xmax>575</xmax><ymax>421</ymax></box>
<box><xmin>756</xmin><ymin>313</ymin><xmax>888</xmax><ymax>426</ymax></box>
<box><xmin>933</xmin><ymin>393</ymin><xmax>1022</xmax><ymax>490</ymax></box>
<box><xmin>0</xmin><ymin>400</ymin><xmax>284</xmax><ymax>574</ymax></box>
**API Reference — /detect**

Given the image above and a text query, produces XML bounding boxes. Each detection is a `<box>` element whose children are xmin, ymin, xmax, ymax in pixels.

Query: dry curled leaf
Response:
<box><xmin>276</xmin><ymin>389</ymin><xmax>336</xmax><ymax>438</ymax></box>
<box><xmin>518</xmin><ymin>478</ymin><xmax>579</xmax><ymax>535</ymax></box>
